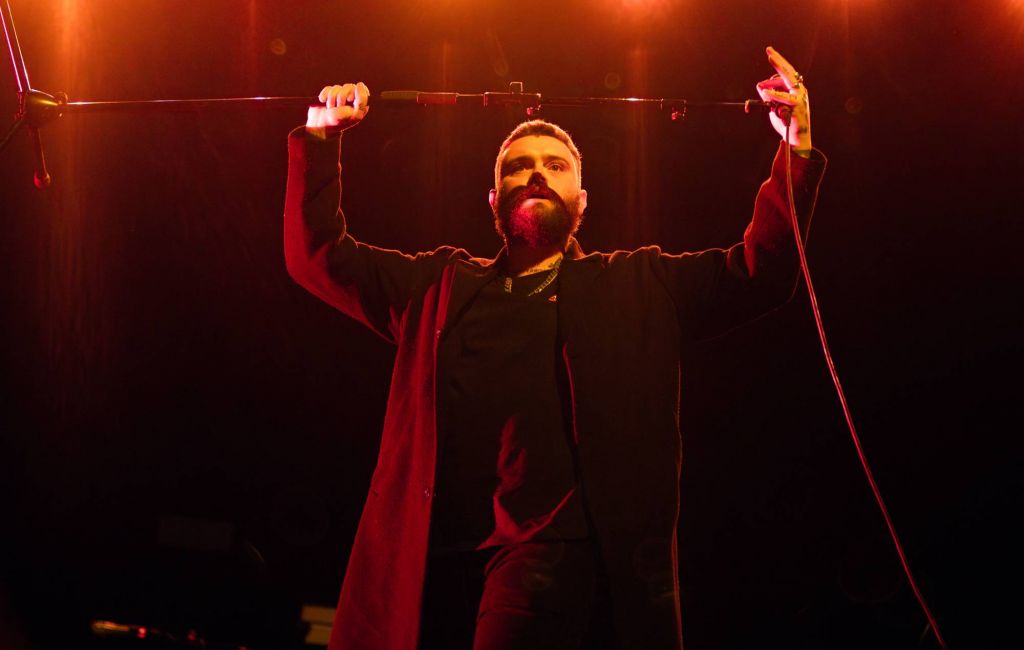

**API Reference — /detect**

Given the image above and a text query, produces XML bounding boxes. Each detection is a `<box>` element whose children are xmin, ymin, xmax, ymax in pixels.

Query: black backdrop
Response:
<box><xmin>2</xmin><ymin>1</ymin><xmax>1021</xmax><ymax>648</ymax></box>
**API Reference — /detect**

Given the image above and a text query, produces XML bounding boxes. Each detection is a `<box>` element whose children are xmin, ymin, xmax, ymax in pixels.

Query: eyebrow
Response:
<box><xmin>500</xmin><ymin>153</ymin><xmax>573</xmax><ymax>176</ymax></box>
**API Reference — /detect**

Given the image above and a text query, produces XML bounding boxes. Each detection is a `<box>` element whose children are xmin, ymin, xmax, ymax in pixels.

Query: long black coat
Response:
<box><xmin>284</xmin><ymin>127</ymin><xmax>827</xmax><ymax>649</ymax></box>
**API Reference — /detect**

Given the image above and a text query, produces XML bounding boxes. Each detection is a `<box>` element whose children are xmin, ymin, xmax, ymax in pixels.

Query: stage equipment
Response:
<box><xmin>1</xmin><ymin>82</ymin><xmax>789</xmax><ymax>186</ymax></box>
<box><xmin>1</xmin><ymin>81</ymin><xmax>786</xmax><ymax>189</ymax></box>
<box><xmin>1</xmin><ymin>2</ymin><xmax>948</xmax><ymax>648</ymax></box>
<box><xmin>91</xmin><ymin>620</ymin><xmax>249</xmax><ymax>649</ymax></box>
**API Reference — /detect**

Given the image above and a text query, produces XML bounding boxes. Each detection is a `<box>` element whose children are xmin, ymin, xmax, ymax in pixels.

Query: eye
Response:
<box><xmin>547</xmin><ymin>161</ymin><xmax>568</xmax><ymax>172</ymax></box>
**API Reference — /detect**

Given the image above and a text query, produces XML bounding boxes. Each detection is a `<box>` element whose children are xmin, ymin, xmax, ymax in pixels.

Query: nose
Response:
<box><xmin>527</xmin><ymin>170</ymin><xmax>548</xmax><ymax>187</ymax></box>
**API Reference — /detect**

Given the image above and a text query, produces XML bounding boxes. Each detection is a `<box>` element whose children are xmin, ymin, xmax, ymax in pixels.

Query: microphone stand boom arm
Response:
<box><xmin>3</xmin><ymin>2</ymin><xmax>784</xmax><ymax>189</ymax></box>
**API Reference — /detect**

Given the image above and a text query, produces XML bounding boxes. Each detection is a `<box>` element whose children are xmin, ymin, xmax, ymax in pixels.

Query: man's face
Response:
<box><xmin>489</xmin><ymin>135</ymin><xmax>587</xmax><ymax>249</ymax></box>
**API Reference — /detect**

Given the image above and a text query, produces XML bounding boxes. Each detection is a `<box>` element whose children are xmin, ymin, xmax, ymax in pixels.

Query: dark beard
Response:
<box><xmin>494</xmin><ymin>184</ymin><xmax>581</xmax><ymax>248</ymax></box>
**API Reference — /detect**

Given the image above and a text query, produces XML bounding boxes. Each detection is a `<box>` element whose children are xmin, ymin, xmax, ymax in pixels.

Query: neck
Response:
<box><xmin>504</xmin><ymin>242</ymin><xmax>565</xmax><ymax>276</ymax></box>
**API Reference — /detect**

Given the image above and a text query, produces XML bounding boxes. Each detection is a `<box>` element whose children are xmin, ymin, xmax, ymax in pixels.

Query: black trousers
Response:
<box><xmin>419</xmin><ymin>539</ymin><xmax>612</xmax><ymax>650</ymax></box>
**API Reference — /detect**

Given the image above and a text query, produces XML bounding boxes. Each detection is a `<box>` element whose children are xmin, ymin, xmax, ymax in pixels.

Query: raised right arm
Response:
<box><xmin>284</xmin><ymin>83</ymin><xmax>457</xmax><ymax>344</ymax></box>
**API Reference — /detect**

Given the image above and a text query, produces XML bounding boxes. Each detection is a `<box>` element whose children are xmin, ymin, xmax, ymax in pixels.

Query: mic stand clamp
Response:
<box><xmin>14</xmin><ymin>89</ymin><xmax>65</xmax><ymax>188</ymax></box>
<box><xmin>19</xmin><ymin>88</ymin><xmax>66</xmax><ymax>126</ymax></box>
<box><xmin>483</xmin><ymin>81</ymin><xmax>543</xmax><ymax>115</ymax></box>
<box><xmin>4</xmin><ymin>92</ymin><xmax>63</xmax><ymax>189</ymax></box>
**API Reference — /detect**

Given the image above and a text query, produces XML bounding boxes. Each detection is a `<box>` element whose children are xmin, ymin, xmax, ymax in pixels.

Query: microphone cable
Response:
<box><xmin>780</xmin><ymin>119</ymin><xmax>949</xmax><ymax>649</ymax></box>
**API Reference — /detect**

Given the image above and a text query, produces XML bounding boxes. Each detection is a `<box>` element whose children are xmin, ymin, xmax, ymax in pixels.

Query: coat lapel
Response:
<box><xmin>557</xmin><ymin>239</ymin><xmax>603</xmax><ymax>348</ymax></box>
<box><xmin>440</xmin><ymin>258</ymin><xmax>498</xmax><ymax>335</ymax></box>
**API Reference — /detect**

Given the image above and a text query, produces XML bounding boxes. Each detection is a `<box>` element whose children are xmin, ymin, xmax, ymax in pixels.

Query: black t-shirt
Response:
<box><xmin>431</xmin><ymin>268</ymin><xmax>589</xmax><ymax>551</ymax></box>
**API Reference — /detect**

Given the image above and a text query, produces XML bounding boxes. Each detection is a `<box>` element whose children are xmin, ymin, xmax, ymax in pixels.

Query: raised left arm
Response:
<box><xmin>650</xmin><ymin>47</ymin><xmax>826</xmax><ymax>340</ymax></box>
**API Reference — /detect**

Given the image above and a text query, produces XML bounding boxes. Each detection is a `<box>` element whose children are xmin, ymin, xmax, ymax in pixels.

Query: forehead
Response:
<box><xmin>500</xmin><ymin>135</ymin><xmax>576</xmax><ymax>167</ymax></box>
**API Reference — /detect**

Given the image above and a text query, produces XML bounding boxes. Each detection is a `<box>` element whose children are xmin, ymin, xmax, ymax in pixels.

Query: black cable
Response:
<box><xmin>781</xmin><ymin>125</ymin><xmax>949</xmax><ymax>649</ymax></box>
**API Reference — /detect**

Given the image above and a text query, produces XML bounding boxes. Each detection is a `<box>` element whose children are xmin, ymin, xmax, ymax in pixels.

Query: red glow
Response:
<box><xmin>610</xmin><ymin>0</ymin><xmax>677</xmax><ymax>23</ymax></box>
<box><xmin>618</xmin><ymin>0</ymin><xmax>673</xmax><ymax>10</ymax></box>
<box><xmin>137</xmin><ymin>627</ymin><xmax>147</xmax><ymax>639</ymax></box>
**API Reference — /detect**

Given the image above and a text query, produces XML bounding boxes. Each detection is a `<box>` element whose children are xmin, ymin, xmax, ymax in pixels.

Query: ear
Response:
<box><xmin>578</xmin><ymin>188</ymin><xmax>588</xmax><ymax>213</ymax></box>
<box><xmin>488</xmin><ymin>188</ymin><xmax>497</xmax><ymax>212</ymax></box>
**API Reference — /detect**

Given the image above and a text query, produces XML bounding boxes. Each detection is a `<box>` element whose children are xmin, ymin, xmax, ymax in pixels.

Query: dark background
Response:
<box><xmin>2</xmin><ymin>1</ymin><xmax>1021</xmax><ymax>648</ymax></box>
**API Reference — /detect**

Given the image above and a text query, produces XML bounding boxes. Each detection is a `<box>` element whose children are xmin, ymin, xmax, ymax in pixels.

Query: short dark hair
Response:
<box><xmin>494</xmin><ymin>120</ymin><xmax>582</xmax><ymax>187</ymax></box>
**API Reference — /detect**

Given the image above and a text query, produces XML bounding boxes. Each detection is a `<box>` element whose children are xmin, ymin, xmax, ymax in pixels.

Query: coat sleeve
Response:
<box><xmin>650</xmin><ymin>142</ymin><xmax>827</xmax><ymax>341</ymax></box>
<box><xmin>283</xmin><ymin>127</ymin><xmax>460</xmax><ymax>344</ymax></box>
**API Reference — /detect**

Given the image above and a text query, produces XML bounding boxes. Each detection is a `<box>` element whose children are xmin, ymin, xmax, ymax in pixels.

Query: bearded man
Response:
<box><xmin>285</xmin><ymin>47</ymin><xmax>826</xmax><ymax>650</ymax></box>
